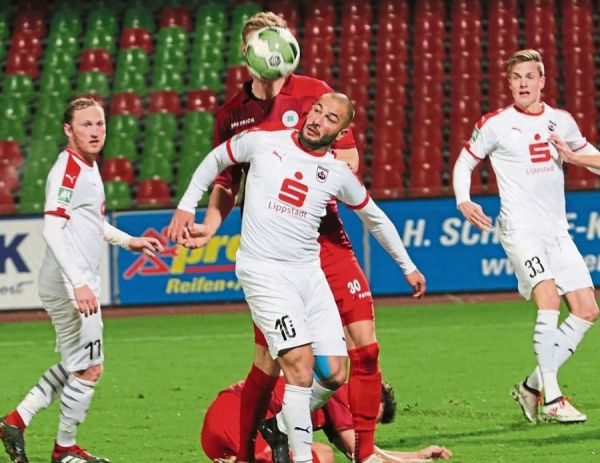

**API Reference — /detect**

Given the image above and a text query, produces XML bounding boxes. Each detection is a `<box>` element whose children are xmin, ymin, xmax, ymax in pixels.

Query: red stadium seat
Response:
<box><xmin>110</xmin><ymin>92</ymin><xmax>144</xmax><ymax>117</ymax></box>
<box><xmin>371</xmin><ymin>163</ymin><xmax>404</xmax><ymax>190</ymax></box>
<box><xmin>378</xmin><ymin>0</ymin><xmax>409</xmax><ymax>17</ymax></box>
<box><xmin>226</xmin><ymin>65</ymin><xmax>251</xmax><ymax>101</ymax></box>
<box><xmin>5</xmin><ymin>51</ymin><xmax>39</xmax><ymax>79</ymax></box>
<box><xmin>186</xmin><ymin>89</ymin><xmax>217</xmax><ymax>112</ymax></box>
<box><xmin>0</xmin><ymin>141</ymin><xmax>23</xmax><ymax>168</ymax></box>
<box><xmin>14</xmin><ymin>9</ymin><xmax>45</xmax><ymax>37</ymax></box>
<box><xmin>148</xmin><ymin>90</ymin><xmax>181</xmax><ymax>115</ymax></box>
<box><xmin>101</xmin><ymin>158</ymin><xmax>135</xmax><ymax>185</ymax></box>
<box><xmin>10</xmin><ymin>31</ymin><xmax>43</xmax><ymax>58</ymax></box>
<box><xmin>268</xmin><ymin>0</ymin><xmax>300</xmax><ymax>33</ymax></box>
<box><xmin>120</xmin><ymin>28</ymin><xmax>153</xmax><ymax>54</ymax></box>
<box><xmin>160</xmin><ymin>7</ymin><xmax>191</xmax><ymax>31</ymax></box>
<box><xmin>304</xmin><ymin>1</ymin><xmax>335</xmax><ymax>23</ymax></box>
<box><xmin>300</xmin><ymin>61</ymin><xmax>333</xmax><ymax>84</ymax></box>
<box><xmin>136</xmin><ymin>179</ymin><xmax>172</xmax><ymax>207</ymax></box>
<box><xmin>409</xmin><ymin>166</ymin><xmax>444</xmax><ymax>198</ymax></box>
<box><xmin>79</xmin><ymin>49</ymin><xmax>113</xmax><ymax>75</ymax></box>
<box><xmin>0</xmin><ymin>164</ymin><xmax>19</xmax><ymax>191</ymax></box>
<box><xmin>0</xmin><ymin>189</ymin><xmax>16</xmax><ymax>215</ymax></box>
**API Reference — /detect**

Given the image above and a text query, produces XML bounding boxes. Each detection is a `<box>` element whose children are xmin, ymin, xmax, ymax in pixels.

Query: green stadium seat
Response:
<box><xmin>154</xmin><ymin>47</ymin><xmax>186</xmax><ymax>71</ymax></box>
<box><xmin>139</xmin><ymin>155</ymin><xmax>173</xmax><ymax>182</ymax></box>
<box><xmin>37</xmin><ymin>94</ymin><xmax>67</xmax><ymax>116</ymax></box>
<box><xmin>0</xmin><ymin>96</ymin><xmax>29</xmax><ymax>122</ymax></box>
<box><xmin>157</xmin><ymin>26</ymin><xmax>188</xmax><ymax>51</ymax></box>
<box><xmin>180</xmin><ymin>137</ymin><xmax>211</xmax><ymax>165</ymax></box>
<box><xmin>152</xmin><ymin>67</ymin><xmax>184</xmax><ymax>93</ymax></box>
<box><xmin>2</xmin><ymin>75</ymin><xmax>34</xmax><ymax>101</ymax></box>
<box><xmin>21</xmin><ymin>158</ymin><xmax>53</xmax><ymax>185</ymax></box>
<box><xmin>0</xmin><ymin>118</ymin><xmax>26</xmax><ymax>144</ymax></box>
<box><xmin>17</xmin><ymin>181</ymin><xmax>45</xmax><ymax>214</ymax></box>
<box><xmin>87</xmin><ymin>7</ymin><xmax>118</xmax><ymax>35</ymax></box>
<box><xmin>43</xmin><ymin>50</ymin><xmax>77</xmax><ymax>77</ymax></box>
<box><xmin>145</xmin><ymin>113</ymin><xmax>178</xmax><ymax>139</ymax></box>
<box><xmin>231</xmin><ymin>2</ymin><xmax>261</xmax><ymax>28</ymax></box>
<box><xmin>116</xmin><ymin>47</ymin><xmax>150</xmax><ymax>74</ymax></box>
<box><xmin>113</xmin><ymin>68</ymin><xmax>147</xmax><ymax>95</ymax></box>
<box><xmin>196</xmin><ymin>3</ymin><xmax>226</xmax><ymax>30</ymax></box>
<box><xmin>83</xmin><ymin>29</ymin><xmax>116</xmax><ymax>55</ymax></box>
<box><xmin>39</xmin><ymin>72</ymin><xmax>72</xmax><ymax>100</ymax></box>
<box><xmin>142</xmin><ymin>134</ymin><xmax>176</xmax><ymax>161</ymax></box>
<box><xmin>123</xmin><ymin>7</ymin><xmax>155</xmax><ymax>30</ymax></box>
<box><xmin>27</xmin><ymin>139</ymin><xmax>61</xmax><ymax>164</ymax></box>
<box><xmin>188</xmin><ymin>62</ymin><xmax>222</xmax><ymax>92</ymax></box>
<box><xmin>46</xmin><ymin>34</ymin><xmax>79</xmax><ymax>57</ymax></box>
<box><xmin>103</xmin><ymin>136</ymin><xmax>138</xmax><ymax>161</ymax></box>
<box><xmin>31</xmin><ymin>115</ymin><xmax>64</xmax><ymax>144</ymax></box>
<box><xmin>108</xmin><ymin>115</ymin><xmax>140</xmax><ymax>141</ymax></box>
<box><xmin>183</xmin><ymin>111</ymin><xmax>214</xmax><ymax>135</ymax></box>
<box><xmin>104</xmin><ymin>180</ymin><xmax>133</xmax><ymax>210</ymax></box>
<box><xmin>76</xmin><ymin>71</ymin><xmax>110</xmax><ymax>98</ymax></box>
<box><xmin>49</xmin><ymin>9</ymin><xmax>82</xmax><ymax>36</ymax></box>
<box><xmin>0</xmin><ymin>12</ymin><xmax>9</xmax><ymax>42</ymax></box>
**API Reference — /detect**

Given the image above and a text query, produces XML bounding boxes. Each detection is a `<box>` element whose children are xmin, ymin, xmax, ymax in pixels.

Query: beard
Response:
<box><xmin>298</xmin><ymin>128</ymin><xmax>337</xmax><ymax>151</ymax></box>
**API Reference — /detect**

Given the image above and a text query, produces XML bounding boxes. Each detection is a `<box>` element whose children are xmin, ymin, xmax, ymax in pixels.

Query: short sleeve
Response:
<box><xmin>226</xmin><ymin>129</ymin><xmax>254</xmax><ymax>163</ymax></box>
<box><xmin>337</xmin><ymin>167</ymin><xmax>370</xmax><ymax>209</ymax></box>
<box><xmin>562</xmin><ymin>112</ymin><xmax>588</xmax><ymax>152</ymax></box>
<box><xmin>44</xmin><ymin>155</ymin><xmax>82</xmax><ymax>219</ymax></box>
<box><xmin>463</xmin><ymin>116</ymin><xmax>497</xmax><ymax>160</ymax></box>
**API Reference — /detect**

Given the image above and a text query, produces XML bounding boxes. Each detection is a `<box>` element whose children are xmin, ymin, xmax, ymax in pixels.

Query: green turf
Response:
<box><xmin>1</xmin><ymin>300</ymin><xmax>599</xmax><ymax>462</ymax></box>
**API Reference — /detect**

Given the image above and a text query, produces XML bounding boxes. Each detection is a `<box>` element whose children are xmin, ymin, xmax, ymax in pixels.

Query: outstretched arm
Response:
<box><xmin>375</xmin><ymin>445</ymin><xmax>453</xmax><ymax>461</ymax></box>
<box><xmin>453</xmin><ymin>150</ymin><xmax>492</xmax><ymax>231</ymax></box>
<box><xmin>103</xmin><ymin>220</ymin><xmax>163</xmax><ymax>256</ymax></box>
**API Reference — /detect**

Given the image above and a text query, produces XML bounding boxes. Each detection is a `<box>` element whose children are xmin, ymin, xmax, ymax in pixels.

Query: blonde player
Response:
<box><xmin>453</xmin><ymin>49</ymin><xmax>599</xmax><ymax>424</ymax></box>
<box><xmin>169</xmin><ymin>93</ymin><xmax>424</xmax><ymax>462</ymax></box>
<box><xmin>0</xmin><ymin>98</ymin><xmax>163</xmax><ymax>463</ymax></box>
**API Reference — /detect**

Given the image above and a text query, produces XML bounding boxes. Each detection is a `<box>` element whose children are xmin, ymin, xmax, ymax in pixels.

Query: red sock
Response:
<box><xmin>348</xmin><ymin>343</ymin><xmax>381</xmax><ymax>462</ymax></box>
<box><xmin>236</xmin><ymin>365</ymin><xmax>279</xmax><ymax>462</ymax></box>
<box><xmin>4</xmin><ymin>410</ymin><xmax>26</xmax><ymax>431</ymax></box>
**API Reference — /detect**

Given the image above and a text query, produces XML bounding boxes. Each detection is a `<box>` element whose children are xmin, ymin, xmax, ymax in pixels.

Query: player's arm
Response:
<box><xmin>334</xmin><ymin>147</ymin><xmax>359</xmax><ymax>173</ymax></box>
<box><xmin>375</xmin><ymin>445</ymin><xmax>453</xmax><ymax>462</ymax></box>
<box><xmin>549</xmin><ymin>133</ymin><xmax>600</xmax><ymax>173</ymax></box>
<box><xmin>42</xmin><ymin>214</ymin><xmax>97</xmax><ymax>316</ymax></box>
<box><xmin>452</xmin><ymin>148</ymin><xmax>492</xmax><ymax>232</ymax></box>
<box><xmin>103</xmin><ymin>221</ymin><xmax>163</xmax><ymax>256</ymax></box>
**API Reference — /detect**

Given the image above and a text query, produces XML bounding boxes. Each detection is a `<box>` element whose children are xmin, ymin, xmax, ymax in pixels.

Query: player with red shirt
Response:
<box><xmin>201</xmin><ymin>377</ymin><xmax>451</xmax><ymax>463</ymax></box>
<box><xmin>168</xmin><ymin>13</ymin><xmax>425</xmax><ymax>463</ymax></box>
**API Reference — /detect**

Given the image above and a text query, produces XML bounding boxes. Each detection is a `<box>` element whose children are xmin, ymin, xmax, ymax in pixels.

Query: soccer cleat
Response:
<box><xmin>0</xmin><ymin>416</ymin><xmax>29</xmax><ymax>463</ymax></box>
<box><xmin>511</xmin><ymin>380</ymin><xmax>541</xmax><ymax>423</ymax></box>
<box><xmin>539</xmin><ymin>397</ymin><xmax>587</xmax><ymax>424</ymax></box>
<box><xmin>51</xmin><ymin>443</ymin><xmax>110</xmax><ymax>463</ymax></box>
<box><xmin>258</xmin><ymin>417</ymin><xmax>290</xmax><ymax>463</ymax></box>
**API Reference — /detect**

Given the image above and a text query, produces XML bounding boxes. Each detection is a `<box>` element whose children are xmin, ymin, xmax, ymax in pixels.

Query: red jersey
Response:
<box><xmin>212</xmin><ymin>74</ymin><xmax>354</xmax><ymax>250</ymax></box>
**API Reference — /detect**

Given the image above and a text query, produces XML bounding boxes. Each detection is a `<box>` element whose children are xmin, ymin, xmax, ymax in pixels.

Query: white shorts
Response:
<box><xmin>500</xmin><ymin>231</ymin><xmax>593</xmax><ymax>300</ymax></box>
<box><xmin>40</xmin><ymin>293</ymin><xmax>104</xmax><ymax>372</ymax></box>
<box><xmin>235</xmin><ymin>257</ymin><xmax>347</xmax><ymax>359</ymax></box>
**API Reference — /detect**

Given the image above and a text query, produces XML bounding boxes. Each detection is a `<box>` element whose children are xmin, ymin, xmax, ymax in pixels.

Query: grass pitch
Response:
<box><xmin>1</xmin><ymin>300</ymin><xmax>599</xmax><ymax>462</ymax></box>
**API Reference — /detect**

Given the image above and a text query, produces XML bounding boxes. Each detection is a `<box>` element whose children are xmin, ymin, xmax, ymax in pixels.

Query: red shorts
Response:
<box><xmin>254</xmin><ymin>247</ymin><xmax>374</xmax><ymax>346</ymax></box>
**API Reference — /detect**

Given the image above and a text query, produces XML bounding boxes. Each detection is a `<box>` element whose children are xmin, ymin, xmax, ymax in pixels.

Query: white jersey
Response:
<box><xmin>179</xmin><ymin>128</ymin><xmax>369</xmax><ymax>263</ymax></box>
<box><xmin>39</xmin><ymin>149</ymin><xmax>105</xmax><ymax>298</ymax></box>
<box><xmin>465</xmin><ymin>103</ymin><xmax>588</xmax><ymax>233</ymax></box>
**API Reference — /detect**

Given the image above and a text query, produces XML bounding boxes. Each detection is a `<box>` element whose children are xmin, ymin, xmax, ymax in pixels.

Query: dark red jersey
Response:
<box><xmin>212</xmin><ymin>74</ymin><xmax>354</xmax><ymax>250</ymax></box>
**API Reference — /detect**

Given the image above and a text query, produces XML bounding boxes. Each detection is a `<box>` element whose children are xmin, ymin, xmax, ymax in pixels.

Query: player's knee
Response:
<box><xmin>75</xmin><ymin>364</ymin><xmax>103</xmax><ymax>383</ymax></box>
<box><xmin>315</xmin><ymin>356</ymin><xmax>347</xmax><ymax>390</ymax></box>
<box><xmin>576</xmin><ymin>305</ymin><xmax>599</xmax><ymax>322</ymax></box>
<box><xmin>349</xmin><ymin>343</ymin><xmax>379</xmax><ymax>374</ymax></box>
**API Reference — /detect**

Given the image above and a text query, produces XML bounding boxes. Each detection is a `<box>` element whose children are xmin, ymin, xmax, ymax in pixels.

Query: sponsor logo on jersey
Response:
<box><xmin>64</xmin><ymin>173</ymin><xmax>78</xmax><ymax>186</ymax></box>
<box><xmin>272</xmin><ymin>150</ymin><xmax>285</xmax><ymax>161</ymax></box>
<box><xmin>230</xmin><ymin>118</ymin><xmax>255</xmax><ymax>130</ymax></box>
<box><xmin>282</xmin><ymin>110</ymin><xmax>299</xmax><ymax>128</ymax></box>
<box><xmin>316</xmin><ymin>165</ymin><xmax>329</xmax><ymax>182</ymax></box>
<box><xmin>57</xmin><ymin>187</ymin><xmax>73</xmax><ymax>206</ymax></box>
<box><xmin>469</xmin><ymin>126</ymin><xmax>480</xmax><ymax>143</ymax></box>
<box><xmin>279</xmin><ymin>172</ymin><xmax>308</xmax><ymax>207</ymax></box>
<box><xmin>511</xmin><ymin>127</ymin><xmax>522</xmax><ymax>133</ymax></box>
<box><xmin>548</xmin><ymin>119</ymin><xmax>557</xmax><ymax>132</ymax></box>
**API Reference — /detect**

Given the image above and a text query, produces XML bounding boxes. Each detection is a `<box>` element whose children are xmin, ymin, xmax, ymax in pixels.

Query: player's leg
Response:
<box><xmin>42</xmin><ymin>295</ymin><xmax>109</xmax><ymax>462</ymax></box>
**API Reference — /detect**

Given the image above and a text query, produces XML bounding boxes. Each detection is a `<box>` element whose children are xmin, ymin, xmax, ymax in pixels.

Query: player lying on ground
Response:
<box><xmin>169</xmin><ymin>92</ymin><xmax>424</xmax><ymax>462</ymax></box>
<box><xmin>0</xmin><ymin>97</ymin><xmax>163</xmax><ymax>463</ymax></box>
<box><xmin>168</xmin><ymin>12</ymin><xmax>420</xmax><ymax>463</ymax></box>
<box><xmin>452</xmin><ymin>49</ymin><xmax>599</xmax><ymax>424</ymax></box>
<box><xmin>201</xmin><ymin>377</ymin><xmax>452</xmax><ymax>463</ymax></box>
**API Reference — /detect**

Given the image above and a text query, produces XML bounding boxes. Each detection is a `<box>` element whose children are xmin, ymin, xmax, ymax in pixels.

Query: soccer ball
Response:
<box><xmin>245</xmin><ymin>26</ymin><xmax>300</xmax><ymax>81</ymax></box>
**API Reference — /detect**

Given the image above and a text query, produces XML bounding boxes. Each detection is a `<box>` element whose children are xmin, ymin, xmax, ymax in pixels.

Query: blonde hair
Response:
<box><xmin>507</xmin><ymin>49</ymin><xmax>545</xmax><ymax>76</ymax></box>
<box><xmin>63</xmin><ymin>97</ymin><xmax>104</xmax><ymax>125</ymax></box>
<box><xmin>242</xmin><ymin>11</ymin><xmax>287</xmax><ymax>43</ymax></box>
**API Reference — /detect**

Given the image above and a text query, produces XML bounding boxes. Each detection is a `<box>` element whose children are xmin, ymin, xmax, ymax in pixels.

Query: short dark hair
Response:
<box><xmin>63</xmin><ymin>97</ymin><xmax>104</xmax><ymax>125</ymax></box>
<box><xmin>380</xmin><ymin>381</ymin><xmax>397</xmax><ymax>424</ymax></box>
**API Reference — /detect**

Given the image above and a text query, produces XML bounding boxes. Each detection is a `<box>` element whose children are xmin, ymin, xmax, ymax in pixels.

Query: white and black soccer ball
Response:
<box><xmin>245</xmin><ymin>26</ymin><xmax>300</xmax><ymax>81</ymax></box>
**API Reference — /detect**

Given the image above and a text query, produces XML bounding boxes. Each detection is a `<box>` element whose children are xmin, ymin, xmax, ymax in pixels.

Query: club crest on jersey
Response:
<box><xmin>282</xmin><ymin>110</ymin><xmax>299</xmax><ymax>128</ymax></box>
<box><xmin>548</xmin><ymin>120</ymin><xmax>557</xmax><ymax>132</ymax></box>
<box><xmin>316</xmin><ymin>165</ymin><xmax>329</xmax><ymax>183</ymax></box>
<box><xmin>469</xmin><ymin>126</ymin><xmax>480</xmax><ymax>143</ymax></box>
<box><xmin>57</xmin><ymin>186</ymin><xmax>73</xmax><ymax>206</ymax></box>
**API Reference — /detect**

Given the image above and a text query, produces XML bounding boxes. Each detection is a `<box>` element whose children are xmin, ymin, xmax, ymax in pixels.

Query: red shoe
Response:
<box><xmin>51</xmin><ymin>443</ymin><xmax>110</xmax><ymax>463</ymax></box>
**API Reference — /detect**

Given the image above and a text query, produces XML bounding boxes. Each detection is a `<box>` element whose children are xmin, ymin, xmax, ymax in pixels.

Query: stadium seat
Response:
<box><xmin>136</xmin><ymin>179</ymin><xmax>172</xmax><ymax>208</ymax></box>
<box><xmin>87</xmin><ymin>7</ymin><xmax>118</xmax><ymax>35</ymax></box>
<box><xmin>148</xmin><ymin>90</ymin><xmax>181</xmax><ymax>115</ymax></box>
<box><xmin>79</xmin><ymin>48</ymin><xmax>113</xmax><ymax>75</ymax></box>
<box><xmin>49</xmin><ymin>9</ymin><xmax>81</xmax><ymax>37</ymax></box>
<box><xmin>157</xmin><ymin>26</ymin><xmax>188</xmax><ymax>51</ymax></box>
<box><xmin>120</xmin><ymin>28</ymin><xmax>153</xmax><ymax>54</ymax></box>
<box><xmin>83</xmin><ymin>29</ymin><xmax>115</xmax><ymax>55</ymax></box>
<box><xmin>0</xmin><ymin>95</ymin><xmax>29</xmax><ymax>122</ymax></box>
<box><xmin>114</xmin><ymin>68</ymin><xmax>147</xmax><ymax>95</ymax></box>
<box><xmin>14</xmin><ymin>9</ymin><xmax>45</xmax><ymax>37</ymax></box>
<box><xmin>101</xmin><ymin>157</ymin><xmax>135</xmax><ymax>185</ymax></box>
<box><xmin>0</xmin><ymin>189</ymin><xmax>16</xmax><ymax>215</ymax></box>
<box><xmin>2</xmin><ymin>74</ymin><xmax>34</xmax><ymax>101</ymax></box>
<box><xmin>43</xmin><ymin>48</ymin><xmax>77</xmax><ymax>76</ymax></box>
<box><xmin>142</xmin><ymin>135</ymin><xmax>176</xmax><ymax>162</ymax></box>
<box><xmin>76</xmin><ymin>71</ymin><xmax>110</xmax><ymax>98</ymax></box>
<box><xmin>46</xmin><ymin>34</ymin><xmax>79</xmax><ymax>57</ymax></box>
<box><xmin>139</xmin><ymin>154</ymin><xmax>174</xmax><ymax>182</ymax></box>
<box><xmin>104</xmin><ymin>180</ymin><xmax>133</xmax><ymax>210</ymax></box>
<box><xmin>110</xmin><ymin>92</ymin><xmax>143</xmax><ymax>117</ymax></box>
<box><xmin>160</xmin><ymin>6</ymin><xmax>192</xmax><ymax>31</ymax></box>
<box><xmin>0</xmin><ymin>164</ymin><xmax>19</xmax><ymax>191</ymax></box>
<box><xmin>17</xmin><ymin>178</ymin><xmax>45</xmax><ymax>214</ymax></box>
<box><xmin>186</xmin><ymin>89</ymin><xmax>217</xmax><ymax>112</ymax></box>
<box><xmin>0</xmin><ymin>141</ymin><xmax>23</xmax><ymax>168</ymax></box>
<box><xmin>108</xmin><ymin>114</ymin><xmax>140</xmax><ymax>141</ymax></box>
<box><xmin>6</xmin><ymin>50</ymin><xmax>39</xmax><ymax>79</ymax></box>
<box><xmin>102</xmin><ymin>136</ymin><xmax>138</xmax><ymax>162</ymax></box>
<box><xmin>196</xmin><ymin>3</ymin><xmax>226</xmax><ymax>30</ymax></box>
<box><xmin>152</xmin><ymin>67</ymin><xmax>184</xmax><ymax>93</ymax></box>
<box><xmin>39</xmin><ymin>72</ymin><xmax>73</xmax><ymax>100</ymax></box>
<box><xmin>31</xmin><ymin>115</ymin><xmax>64</xmax><ymax>143</ymax></box>
<box><xmin>123</xmin><ymin>7</ymin><xmax>155</xmax><ymax>31</ymax></box>
<box><xmin>226</xmin><ymin>65</ymin><xmax>251</xmax><ymax>100</ymax></box>
<box><xmin>144</xmin><ymin>112</ymin><xmax>177</xmax><ymax>138</ymax></box>
<box><xmin>0</xmin><ymin>118</ymin><xmax>26</xmax><ymax>144</ymax></box>
<box><xmin>10</xmin><ymin>31</ymin><xmax>43</xmax><ymax>58</ymax></box>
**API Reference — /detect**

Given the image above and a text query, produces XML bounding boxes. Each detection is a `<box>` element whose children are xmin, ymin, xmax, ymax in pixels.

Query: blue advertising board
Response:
<box><xmin>367</xmin><ymin>191</ymin><xmax>600</xmax><ymax>295</ymax></box>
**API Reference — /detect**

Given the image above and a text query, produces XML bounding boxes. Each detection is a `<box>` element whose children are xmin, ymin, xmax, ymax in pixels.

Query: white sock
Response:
<box><xmin>276</xmin><ymin>379</ymin><xmax>335</xmax><ymax>434</ymax></box>
<box><xmin>57</xmin><ymin>376</ymin><xmax>96</xmax><ymax>447</ymax></box>
<box><xmin>533</xmin><ymin>310</ymin><xmax>561</xmax><ymax>403</ymax></box>
<box><xmin>527</xmin><ymin>314</ymin><xmax>594</xmax><ymax>391</ymax></box>
<box><xmin>17</xmin><ymin>364</ymin><xmax>68</xmax><ymax>426</ymax></box>
<box><xmin>281</xmin><ymin>384</ymin><xmax>312</xmax><ymax>462</ymax></box>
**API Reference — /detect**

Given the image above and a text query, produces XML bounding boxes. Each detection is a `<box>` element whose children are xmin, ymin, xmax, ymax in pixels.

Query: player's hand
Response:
<box><xmin>458</xmin><ymin>200</ymin><xmax>492</xmax><ymax>231</ymax></box>
<box><xmin>418</xmin><ymin>445</ymin><xmax>453</xmax><ymax>460</ymax></box>
<box><xmin>185</xmin><ymin>223</ymin><xmax>215</xmax><ymax>248</ymax></box>
<box><xmin>167</xmin><ymin>208</ymin><xmax>194</xmax><ymax>243</ymax></box>
<box><xmin>405</xmin><ymin>269</ymin><xmax>426</xmax><ymax>299</ymax></box>
<box><xmin>548</xmin><ymin>133</ymin><xmax>578</xmax><ymax>165</ymax></box>
<box><xmin>74</xmin><ymin>285</ymin><xmax>98</xmax><ymax>317</ymax></box>
<box><xmin>129</xmin><ymin>236</ymin><xmax>164</xmax><ymax>256</ymax></box>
